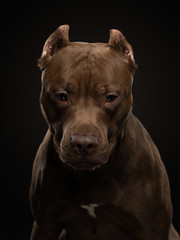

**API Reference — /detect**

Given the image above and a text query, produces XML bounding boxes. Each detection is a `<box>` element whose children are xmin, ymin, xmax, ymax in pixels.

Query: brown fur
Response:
<box><xmin>30</xmin><ymin>25</ymin><xmax>180</xmax><ymax>240</ymax></box>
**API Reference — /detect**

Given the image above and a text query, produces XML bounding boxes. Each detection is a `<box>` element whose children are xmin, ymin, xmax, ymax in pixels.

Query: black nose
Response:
<box><xmin>71</xmin><ymin>135</ymin><xmax>98</xmax><ymax>154</ymax></box>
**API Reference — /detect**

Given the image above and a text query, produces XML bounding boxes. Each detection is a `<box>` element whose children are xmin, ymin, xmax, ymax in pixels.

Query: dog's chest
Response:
<box><xmin>66</xmin><ymin>174</ymin><xmax>124</xmax><ymax>220</ymax></box>
<box><xmin>68</xmin><ymin>172</ymin><xmax>120</xmax><ymax>205</ymax></box>
<box><xmin>80</xmin><ymin>203</ymin><xmax>99</xmax><ymax>218</ymax></box>
<box><xmin>63</xmin><ymin>201</ymin><xmax>140</xmax><ymax>240</ymax></box>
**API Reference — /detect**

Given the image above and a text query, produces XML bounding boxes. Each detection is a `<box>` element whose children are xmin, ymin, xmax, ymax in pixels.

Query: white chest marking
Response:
<box><xmin>81</xmin><ymin>203</ymin><xmax>99</xmax><ymax>218</ymax></box>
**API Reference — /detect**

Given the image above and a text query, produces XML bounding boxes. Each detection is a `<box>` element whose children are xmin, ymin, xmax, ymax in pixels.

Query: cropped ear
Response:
<box><xmin>38</xmin><ymin>24</ymin><xmax>70</xmax><ymax>70</ymax></box>
<box><xmin>108</xmin><ymin>29</ymin><xmax>137</xmax><ymax>73</ymax></box>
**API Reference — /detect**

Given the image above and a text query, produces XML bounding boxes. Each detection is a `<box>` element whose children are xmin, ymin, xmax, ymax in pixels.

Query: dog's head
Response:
<box><xmin>38</xmin><ymin>25</ymin><xmax>137</xmax><ymax>170</ymax></box>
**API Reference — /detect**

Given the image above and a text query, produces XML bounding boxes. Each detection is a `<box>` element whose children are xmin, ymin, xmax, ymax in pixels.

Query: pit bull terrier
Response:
<box><xmin>29</xmin><ymin>25</ymin><xmax>180</xmax><ymax>240</ymax></box>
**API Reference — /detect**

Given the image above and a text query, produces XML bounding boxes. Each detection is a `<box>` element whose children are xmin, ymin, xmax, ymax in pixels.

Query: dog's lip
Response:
<box><xmin>67</xmin><ymin>160</ymin><xmax>102</xmax><ymax>170</ymax></box>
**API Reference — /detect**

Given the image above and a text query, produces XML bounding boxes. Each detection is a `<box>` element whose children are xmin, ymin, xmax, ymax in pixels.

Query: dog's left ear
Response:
<box><xmin>38</xmin><ymin>24</ymin><xmax>69</xmax><ymax>70</ymax></box>
<box><xmin>108</xmin><ymin>29</ymin><xmax>137</xmax><ymax>73</ymax></box>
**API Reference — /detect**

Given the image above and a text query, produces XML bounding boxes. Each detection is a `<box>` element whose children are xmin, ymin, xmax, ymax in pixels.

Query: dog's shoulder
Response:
<box><xmin>30</xmin><ymin>130</ymin><xmax>53</xmax><ymax>193</ymax></box>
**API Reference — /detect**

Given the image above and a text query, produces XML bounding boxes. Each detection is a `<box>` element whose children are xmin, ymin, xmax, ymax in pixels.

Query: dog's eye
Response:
<box><xmin>56</xmin><ymin>93</ymin><xmax>68</xmax><ymax>102</ymax></box>
<box><xmin>106</xmin><ymin>95</ymin><xmax>117</xmax><ymax>103</ymax></box>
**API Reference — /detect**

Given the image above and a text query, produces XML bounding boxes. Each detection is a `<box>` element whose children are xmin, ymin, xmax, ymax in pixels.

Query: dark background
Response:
<box><xmin>1</xmin><ymin>1</ymin><xmax>180</xmax><ymax>239</ymax></box>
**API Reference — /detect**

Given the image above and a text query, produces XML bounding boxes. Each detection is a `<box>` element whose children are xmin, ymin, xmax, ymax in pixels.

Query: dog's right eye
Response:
<box><xmin>56</xmin><ymin>93</ymin><xmax>68</xmax><ymax>102</ymax></box>
<box><xmin>106</xmin><ymin>94</ymin><xmax>117</xmax><ymax>103</ymax></box>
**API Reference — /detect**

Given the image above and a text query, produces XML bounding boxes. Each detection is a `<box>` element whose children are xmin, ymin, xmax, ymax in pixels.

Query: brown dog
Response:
<box><xmin>29</xmin><ymin>25</ymin><xmax>180</xmax><ymax>240</ymax></box>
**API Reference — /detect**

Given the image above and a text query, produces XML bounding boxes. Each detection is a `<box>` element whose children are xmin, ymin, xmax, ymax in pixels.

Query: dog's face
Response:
<box><xmin>39</xmin><ymin>25</ymin><xmax>137</xmax><ymax>170</ymax></box>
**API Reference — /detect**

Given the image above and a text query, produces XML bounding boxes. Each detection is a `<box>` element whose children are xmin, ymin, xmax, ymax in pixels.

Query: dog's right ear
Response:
<box><xmin>38</xmin><ymin>24</ymin><xmax>69</xmax><ymax>70</ymax></box>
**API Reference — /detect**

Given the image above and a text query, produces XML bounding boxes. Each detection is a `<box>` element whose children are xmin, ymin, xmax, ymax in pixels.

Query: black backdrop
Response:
<box><xmin>1</xmin><ymin>1</ymin><xmax>180</xmax><ymax>239</ymax></box>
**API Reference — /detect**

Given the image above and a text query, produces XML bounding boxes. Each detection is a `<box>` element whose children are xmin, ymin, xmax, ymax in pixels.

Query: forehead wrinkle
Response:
<box><xmin>65</xmin><ymin>45</ymin><xmax>91</xmax><ymax>97</ymax></box>
<box><xmin>66</xmin><ymin>44</ymin><xmax>117</xmax><ymax>97</ymax></box>
<box><xmin>45</xmin><ymin>43</ymin><xmax>132</xmax><ymax>98</ymax></box>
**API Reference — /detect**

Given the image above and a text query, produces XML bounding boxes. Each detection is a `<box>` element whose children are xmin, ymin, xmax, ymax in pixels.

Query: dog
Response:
<box><xmin>29</xmin><ymin>25</ymin><xmax>180</xmax><ymax>240</ymax></box>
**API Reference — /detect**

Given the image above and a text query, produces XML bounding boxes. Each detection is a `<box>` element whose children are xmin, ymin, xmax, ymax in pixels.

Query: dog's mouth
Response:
<box><xmin>59</xmin><ymin>149</ymin><xmax>108</xmax><ymax>170</ymax></box>
<box><xmin>67</xmin><ymin>160</ymin><xmax>102</xmax><ymax>170</ymax></box>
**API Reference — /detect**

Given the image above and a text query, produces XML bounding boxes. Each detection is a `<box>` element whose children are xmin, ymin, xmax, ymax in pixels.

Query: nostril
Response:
<box><xmin>76</xmin><ymin>143</ymin><xmax>83</xmax><ymax>150</ymax></box>
<box><xmin>70</xmin><ymin>140</ymin><xmax>82</xmax><ymax>150</ymax></box>
<box><xmin>70</xmin><ymin>136</ymin><xmax>84</xmax><ymax>151</ymax></box>
<box><xmin>87</xmin><ymin>144</ymin><xmax>94</xmax><ymax>149</ymax></box>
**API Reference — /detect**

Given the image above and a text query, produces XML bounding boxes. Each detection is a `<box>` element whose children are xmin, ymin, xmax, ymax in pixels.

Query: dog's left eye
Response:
<box><xmin>106</xmin><ymin>95</ymin><xmax>117</xmax><ymax>103</ymax></box>
<box><xmin>56</xmin><ymin>93</ymin><xmax>68</xmax><ymax>102</ymax></box>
